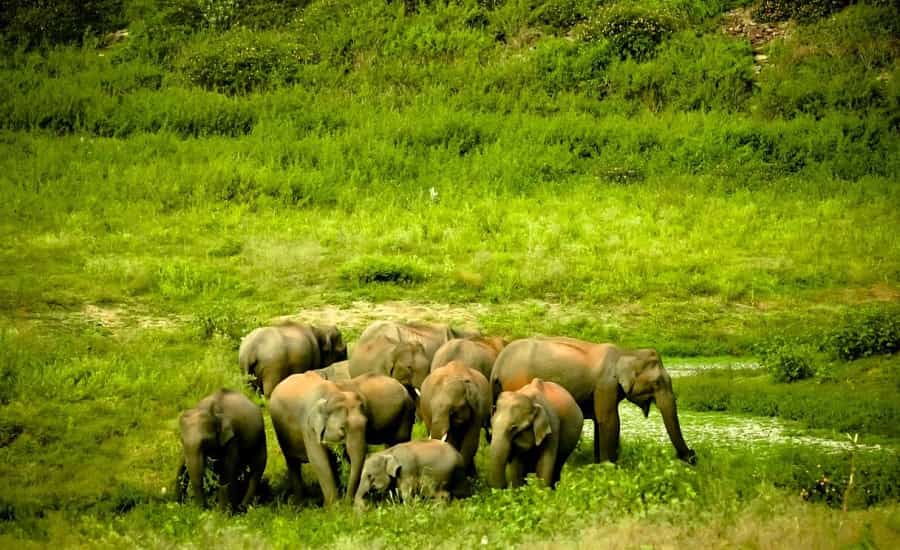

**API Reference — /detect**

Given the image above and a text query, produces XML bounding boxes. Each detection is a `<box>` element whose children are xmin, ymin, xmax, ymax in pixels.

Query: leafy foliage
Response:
<box><xmin>757</xmin><ymin>337</ymin><xmax>817</xmax><ymax>383</ymax></box>
<box><xmin>580</xmin><ymin>5</ymin><xmax>676</xmax><ymax>61</ymax></box>
<box><xmin>0</xmin><ymin>0</ymin><xmax>126</xmax><ymax>49</ymax></box>
<box><xmin>828</xmin><ymin>304</ymin><xmax>900</xmax><ymax>361</ymax></box>
<box><xmin>753</xmin><ymin>0</ymin><xmax>850</xmax><ymax>23</ymax></box>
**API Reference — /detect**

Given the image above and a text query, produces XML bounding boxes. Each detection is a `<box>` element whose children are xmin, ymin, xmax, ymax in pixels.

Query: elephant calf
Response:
<box><xmin>431</xmin><ymin>335</ymin><xmax>508</xmax><ymax>379</ymax></box>
<box><xmin>354</xmin><ymin>440</ymin><xmax>467</xmax><ymax>510</ymax></box>
<box><xmin>336</xmin><ymin>373</ymin><xmax>415</xmax><ymax>446</ymax></box>
<box><xmin>420</xmin><ymin>361</ymin><xmax>491</xmax><ymax>473</ymax></box>
<box><xmin>176</xmin><ymin>388</ymin><xmax>267</xmax><ymax>512</ymax></box>
<box><xmin>490</xmin><ymin>378</ymin><xmax>583</xmax><ymax>489</ymax></box>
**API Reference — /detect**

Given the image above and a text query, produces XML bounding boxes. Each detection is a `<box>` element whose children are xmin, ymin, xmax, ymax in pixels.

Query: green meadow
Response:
<box><xmin>1</xmin><ymin>0</ymin><xmax>898</xmax><ymax>547</ymax></box>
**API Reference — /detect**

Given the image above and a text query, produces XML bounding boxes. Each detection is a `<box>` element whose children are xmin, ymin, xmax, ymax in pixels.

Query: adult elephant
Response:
<box><xmin>491</xmin><ymin>337</ymin><xmax>695</xmax><ymax>464</ymax></box>
<box><xmin>176</xmin><ymin>389</ymin><xmax>266</xmax><ymax>512</ymax></box>
<box><xmin>356</xmin><ymin>320</ymin><xmax>480</xmax><ymax>364</ymax></box>
<box><xmin>239</xmin><ymin>322</ymin><xmax>347</xmax><ymax>398</ymax></box>
<box><xmin>348</xmin><ymin>336</ymin><xmax>430</xmax><ymax>392</ymax></box>
<box><xmin>269</xmin><ymin>372</ymin><xmax>367</xmax><ymax>505</ymax></box>
<box><xmin>490</xmin><ymin>378</ymin><xmax>582</xmax><ymax>489</ymax></box>
<box><xmin>431</xmin><ymin>335</ymin><xmax>508</xmax><ymax>379</ymax></box>
<box><xmin>419</xmin><ymin>361</ymin><xmax>491</xmax><ymax>473</ymax></box>
<box><xmin>335</xmin><ymin>373</ymin><xmax>416</xmax><ymax>446</ymax></box>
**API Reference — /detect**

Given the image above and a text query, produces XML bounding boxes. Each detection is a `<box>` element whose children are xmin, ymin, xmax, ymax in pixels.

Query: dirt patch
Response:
<box><xmin>273</xmin><ymin>300</ymin><xmax>490</xmax><ymax>333</ymax></box>
<box><xmin>722</xmin><ymin>7</ymin><xmax>792</xmax><ymax>51</ymax></box>
<box><xmin>80</xmin><ymin>304</ymin><xmax>185</xmax><ymax>332</ymax></box>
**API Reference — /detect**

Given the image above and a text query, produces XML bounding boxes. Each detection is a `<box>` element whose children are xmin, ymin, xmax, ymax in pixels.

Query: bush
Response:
<box><xmin>176</xmin><ymin>28</ymin><xmax>307</xmax><ymax>95</ymax></box>
<box><xmin>757</xmin><ymin>337</ymin><xmax>816</xmax><ymax>383</ymax></box>
<box><xmin>528</xmin><ymin>0</ymin><xmax>593</xmax><ymax>32</ymax></box>
<box><xmin>828</xmin><ymin>304</ymin><xmax>900</xmax><ymax>361</ymax></box>
<box><xmin>0</xmin><ymin>0</ymin><xmax>126</xmax><ymax>49</ymax></box>
<box><xmin>579</xmin><ymin>6</ymin><xmax>675</xmax><ymax>61</ymax></box>
<box><xmin>753</xmin><ymin>0</ymin><xmax>850</xmax><ymax>23</ymax></box>
<box><xmin>339</xmin><ymin>255</ymin><xmax>430</xmax><ymax>286</ymax></box>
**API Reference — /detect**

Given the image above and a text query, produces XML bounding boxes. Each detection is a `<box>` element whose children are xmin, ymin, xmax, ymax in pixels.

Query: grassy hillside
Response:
<box><xmin>1</xmin><ymin>0</ymin><xmax>899</xmax><ymax>547</ymax></box>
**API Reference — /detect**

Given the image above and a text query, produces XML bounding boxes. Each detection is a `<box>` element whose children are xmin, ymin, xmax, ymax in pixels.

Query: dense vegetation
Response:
<box><xmin>1</xmin><ymin>0</ymin><xmax>898</xmax><ymax>547</ymax></box>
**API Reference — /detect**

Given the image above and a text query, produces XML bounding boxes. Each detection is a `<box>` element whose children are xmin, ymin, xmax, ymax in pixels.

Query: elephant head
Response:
<box><xmin>615</xmin><ymin>349</ymin><xmax>696</xmax><ymax>464</ymax></box>
<box><xmin>354</xmin><ymin>452</ymin><xmax>401</xmax><ymax>509</ymax></box>
<box><xmin>489</xmin><ymin>390</ymin><xmax>552</xmax><ymax>488</ymax></box>
<box><xmin>428</xmin><ymin>378</ymin><xmax>483</xmax><ymax>442</ymax></box>
<box><xmin>308</xmin><ymin>389</ymin><xmax>369</xmax><ymax>497</ymax></box>
<box><xmin>387</xmin><ymin>340</ymin><xmax>430</xmax><ymax>391</ymax></box>
<box><xmin>312</xmin><ymin>325</ymin><xmax>348</xmax><ymax>368</ymax></box>
<box><xmin>178</xmin><ymin>402</ymin><xmax>235</xmax><ymax>505</ymax></box>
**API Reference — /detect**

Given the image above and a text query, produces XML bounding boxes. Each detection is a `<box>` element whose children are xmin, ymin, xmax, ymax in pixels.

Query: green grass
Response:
<box><xmin>1</xmin><ymin>0</ymin><xmax>899</xmax><ymax>546</ymax></box>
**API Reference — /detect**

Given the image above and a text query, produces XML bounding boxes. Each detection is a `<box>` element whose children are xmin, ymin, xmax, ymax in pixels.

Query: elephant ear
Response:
<box><xmin>385</xmin><ymin>454</ymin><xmax>402</xmax><ymax>478</ymax></box>
<box><xmin>616</xmin><ymin>356</ymin><xmax>637</xmax><ymax>396</ymax></box>
<box><xmin>531</xmin><ymin>404</ymin><xmax>552</xmax><ymax>447</ymax></box>
<box><xmin>213</xmin><ymin>409</ymin><xmax>235</xmax><ymax>447</ymax></box>
<box><xmin>464</xmin><ymin>379</ymin><xmax>487</xmax><ymax>418</ymax></box>
<box><xmin>310</xmin><ymin>398</ymin><xmax>329</xmax><ymax>443</ymax></box>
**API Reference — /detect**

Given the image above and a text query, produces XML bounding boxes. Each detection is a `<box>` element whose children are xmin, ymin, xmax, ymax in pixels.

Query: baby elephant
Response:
<box><xmin>176</xmin><ymin>388</ymin><xmax>266</xmax><ymax>512</ymax></box>
<box><xmin>490</xmin><ymin>378</ymin><xmax>583</xmax><ymax>489</ymax></box>
<box><xmin>354</xmin><ymin>440</ymin><xmax>467</xmax><ymax>510</ymax></box>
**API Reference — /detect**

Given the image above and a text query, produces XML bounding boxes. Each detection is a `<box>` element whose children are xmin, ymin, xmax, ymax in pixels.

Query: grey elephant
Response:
<box><xmin>420</xmin><ymin>361</ymin><xmax>491</xmax><ymax>473</ymax></box>
<box><xmin>491</xmin><ymin>337</ymin><xmax>695</xmax><ymax>464</ymax></box>
<box><xmin>431</xmin><ymin>335</ymin><xmax>508</xmax><ymax>379</ymax></box>
<box><xmin>356</xmin><ymin>320</ymin><xmax>480</xmax><ymax>364</ymax></box>
<box><xmin>269</xmin><ymin>372</ymin><xmax>367</xmax><ymax>505</ymax></box>
<box><xmin>175</xmin><ymin>388</ymin><xmax>266</xmax><ymax>512</ymax></box>
<box><xmin>353</xmin><ymin>440</ymin><xmax>467</xmax><ymax>510</ymax></box>
<box><xmin>490</xmin><ymin>378</ymin><xmax>583</xmax><ymax>489</ymax></box>
<box><xmin>239</xmin><ymin>322</ymin><xmax>347</xmax><ymax>398</ymax></box>
<box><xmin>348</xmin><ymin>335</ymin><xmax>431</xmax><ymax>392</ymax></box>
<box><xmin>312</xmin><ymin>360</ymin><xmax>351</xmax><ymax>382</ymax></box>
<box><xmin>335</xmin><ymin>373</ymin><xmax>415</xmax><ymax>446</ymax></box>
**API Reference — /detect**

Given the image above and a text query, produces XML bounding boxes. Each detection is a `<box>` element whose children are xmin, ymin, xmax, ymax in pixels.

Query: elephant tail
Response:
<box><xmin>239</xmin><ymin>344</ymin><xmax>257</xmax><ymax>376</ymax></box>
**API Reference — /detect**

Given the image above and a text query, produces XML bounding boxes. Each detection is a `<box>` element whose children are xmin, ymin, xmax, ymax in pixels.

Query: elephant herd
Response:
<box><xmin>176</xmin><ymin>319</ymin><xmax>696</xmax><ymax>512</ymax></box>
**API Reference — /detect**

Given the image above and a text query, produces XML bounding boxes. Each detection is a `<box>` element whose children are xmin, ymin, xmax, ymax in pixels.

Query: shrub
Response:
<box><xmin>529</xmin><ymin>0</ymin><xmax>593</xmax><ymax>32</ymax></box>
<box><xmin>579</xmin><ymin>6</ymin><xmax>675</xmax><ymax>61</ymax></box>
<box><xmin>757</xmin><ymin>337</ymin><xmax>816</xmax><ymax>383</ymax></box>
<box><xmin>828</xmin><ymin>304</ymin><xmax>900</xmax><ymax>361</ymax></box>
<box><xmin>339</xmin><ymin>255</ymin><xmax>430</xmax><ymax>286</ymax></box>
<box><xmin>753</xmin><ymin>0</ymin><xmax>850</xmax><ymax>23</ymax></box>
<box><xmin>176</xmin><ymin>28</ymin><xmax>307</xmax><ymax>95</ymax></box>
<box><xmin>0</xmin><ymin>0</ymin><xmax>126</xmax><ymax>49</ymax></box>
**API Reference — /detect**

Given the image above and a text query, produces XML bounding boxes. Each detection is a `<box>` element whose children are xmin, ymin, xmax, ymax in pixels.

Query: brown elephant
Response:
<box><xmin>431</xmin><ymin>335</ymin><xmax>508</xmax><ymax>379</ymax></box>
<box><xmin>356</xmin><ymin>320</ymin><xmax>480</xmax><ymax>364</ymax></box>
<box><xmin>419</xmin><ymin>360</ymin><xmax>491</xmax><ymax>473</ymax></box>
<box><xmin>354</xmin><ymin>440</ymin><xmax>467</xmax><ymax>510</ymax></box>
<box><xmin>490</xmin><ymin>379</ymin><xmax>583</xmax><ymax>489</ymax></box>
<box><xmin>335</xmin><ymin>373</ymin><xmax>415</xmax><ymax>446</ymax></box>
<box><xmin>491</xmin><ymin>337</ymin><xmax>695</xmax><ymax>464</ymax></box>
<box><xmin>176</xmin><ymin>388</ymin><xmax>266</xmax><ymax>512</ymax></box>
<box><xmin>269</xmin><ymin>372</ymin><xmax>367</xmax><ymax>505</ymax></box>
<box><xmin>312</xmin><ymin>360</ymin><xmax>351</xmax><ymax>382</ymax></box>
<box><xmin>348</xmin><ymin>335</ymin><xmax>430</xmax><ymax>392</ymax></box>
<box><xmin>239</xmin><ymin>322</ymin><xmax>347</xmax><ymax>398</ymax></box>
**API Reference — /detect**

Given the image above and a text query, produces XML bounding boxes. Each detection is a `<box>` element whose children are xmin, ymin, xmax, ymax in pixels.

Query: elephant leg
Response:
<box><xmin>459</xmin><ymin>426</ymin><xmax>481</xmax><ymax>476</ymax></box>
<box><xmin>594</xmin><ymin>388</ymin><xmax>621</xmax><ymax>463</ymax></box>
<box><xmin>307</xmin><ymin>442</ymin><xmax>340</xmax><ymax>505</ymax></box>
<box><xmin>217</xmin><ymin>442</ymin><xmax>241</xmax><ymax>512</ymax></box>
<box><xmin>329</xmin><ymin>448</ymin><xmax>345</xmax><ymax>493</ymax></box>
<box><xmin>241</xmin><ymin>446</ymin><xmax>267</xmax><ymax>509</ymax></box>
<box><xmin>508</xmin><ymin>456</ymin><xmax>526</xmax><ymax>488</ymax></box>
<box><xmin>174</xmin><ymin>459</ymin><xmax>190</xmax><ymax>503</ymax></box>
<box><xmin>285</xmin><ymin>457</ymin><xmax>306</xmax><ymax>503</ymax></box>
<box><xmin>535</xmin><ymin>448</ymin><xmax>558</xmax><ymax>488</ymax></box>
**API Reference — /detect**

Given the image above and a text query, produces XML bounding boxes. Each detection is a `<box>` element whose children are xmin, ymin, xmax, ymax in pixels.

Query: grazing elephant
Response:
<box><xmin>312</xmin><ymin>360</ymin><xmax>351</xmax><ymax>382</ymax></box>
<box><xmin>490</xmin><ymin>379</ymin><xmax>583</xmax><ymax>489</ymax></box>
<box><xmin>354</xmin><ymin>440</ymin><xmax>467</xmax><ymax>510</ymax></box>
<box><xmin>431</xmin><ymin>335</ymin><xmax>508</xmax><ymax>379</ymax></box>
<box><xmin>419</xmin><ymin>361</ymin><xmax>491</xmax><ymax>473</ymax></box>
<box><xmin>335</xmin><ymin>373</ymin><xmax>415</xmax><ymax>446</ymax></box>
<box><xmin>239</xmin><ymin>322</ymin><xmax>347</xmax><ymax>398</ymax></box>
<box><xmin>491</xmin><ymin>337</ymin><xmax>696</xmax><ymax>464</ymax></box>
<box><xmin>348</xmin><ymin>335</ymin><xmax>431</xmax><ymax>392</ymax></box>
<box><xmin>176</xmin><ymin>388</ymin><xmax>266</xmax><ymax>512</ymax></box>
<box><xmin>356</xmin><ymin>320</ymin><xmax>480</xmax><ymax>364</ymax></box>
<box><xmin>269</xmin><ymin>372</ymin><xmax>367</xmax><ymax>505</ymax></box>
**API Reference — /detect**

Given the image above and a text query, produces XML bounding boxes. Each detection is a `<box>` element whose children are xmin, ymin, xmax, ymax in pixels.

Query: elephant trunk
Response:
<box><xmin>184</xmin><ymin>451</ymin><xmax>206</xmax><ymax>506</ymax></box>
<box><xmin>345</xmin><ymin>425</ymin><xmax>367</xmax><ymax>501</ymax></box>
<box><xmin>655</xmin><ymin>387</ymin><xmax>696</xmax><ymax>464</ymax></box>
<box><xmin>429</xmin><ymin>410</ymin><xmax>451</xmax><ymax>442</ymax></box>
<box><xmin>489</xmin><ymin>434</ymin><xmax>511</xmax><ymax>488</ymax></box>
<box><xmin>353</xmin><ymin>475</ymin><xmax>370</xmax><ymax>510</ymax></box>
